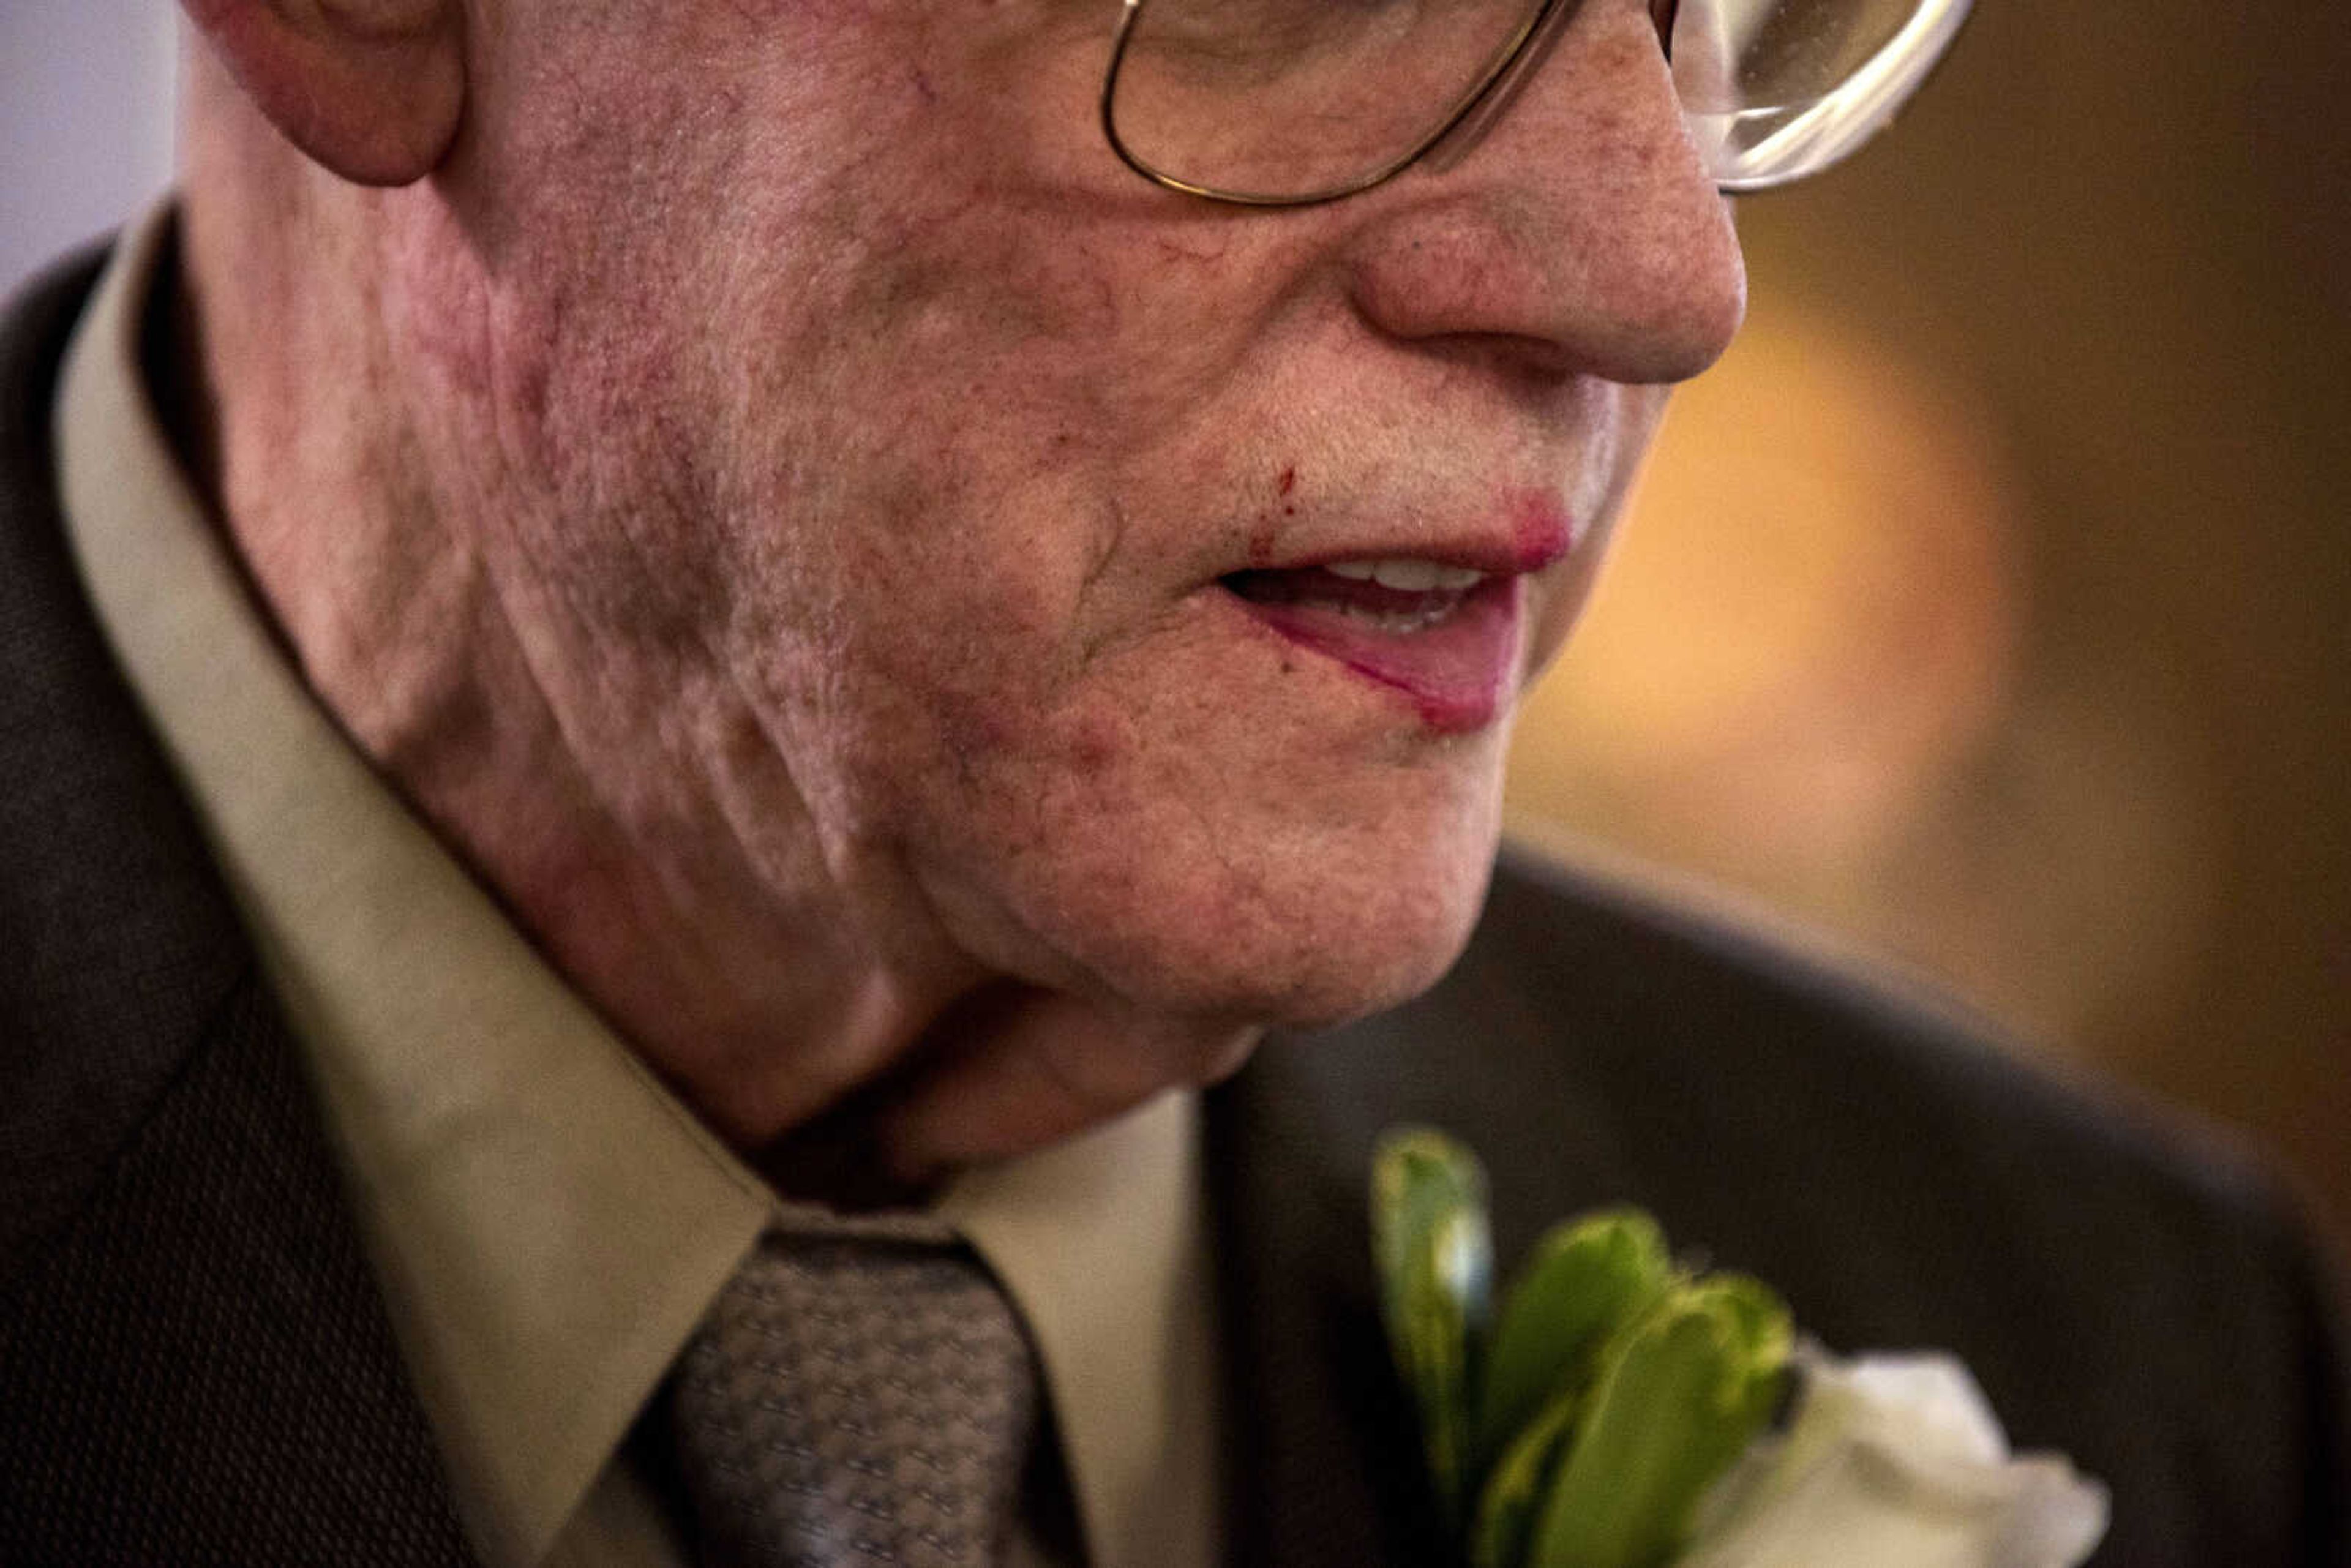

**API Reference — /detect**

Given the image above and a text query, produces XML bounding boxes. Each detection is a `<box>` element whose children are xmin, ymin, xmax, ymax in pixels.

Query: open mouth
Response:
<box><xmin>1220</xmin><ymin>561</ymin><xmax>1524</xmax><ymax>733</ymax></box>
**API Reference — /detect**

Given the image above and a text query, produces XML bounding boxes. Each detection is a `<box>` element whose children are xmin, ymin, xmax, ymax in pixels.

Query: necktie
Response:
<box><xmin>662</xmin><ymin>1209</ymin><xmax>1043</xmax><ymax>1568</ymax></box>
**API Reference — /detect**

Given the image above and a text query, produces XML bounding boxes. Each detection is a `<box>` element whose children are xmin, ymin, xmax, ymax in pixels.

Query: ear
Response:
<box><xmin>182</xmin><ymin>0</ymin><xmax>467</xmax><ymax>187</ymax></box>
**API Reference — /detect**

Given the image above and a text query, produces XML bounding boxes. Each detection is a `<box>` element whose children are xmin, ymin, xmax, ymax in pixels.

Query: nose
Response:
<box><xmin>1341</xmin><ymin>3</ymin><xmax>1747</xmax><ymax>386</ymax></box>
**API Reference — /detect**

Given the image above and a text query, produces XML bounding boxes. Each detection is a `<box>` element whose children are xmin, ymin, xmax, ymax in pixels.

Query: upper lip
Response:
<box><xmin>1224</xmin><ymin>526</ymin><xmax>1575</xmax><ymax>582</ymax></box>
<box><xmin>1183</xmin><ymin>451</ymin><xmax>1587</xmax><ymax>587</ymax></box>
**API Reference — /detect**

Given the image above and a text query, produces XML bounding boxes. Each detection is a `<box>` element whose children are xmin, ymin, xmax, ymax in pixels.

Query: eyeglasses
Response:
<box><xmin>1100</xmin><ymin>0</ymin><xmax>1974</xmax><ymax>208</ymax></box>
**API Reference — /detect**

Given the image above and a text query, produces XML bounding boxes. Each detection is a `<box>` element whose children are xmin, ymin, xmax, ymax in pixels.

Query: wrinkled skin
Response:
<box><xmin>179</xmin><ymin>0</ymin><xmax>1744</xmax><ymax>1187</ymax></box>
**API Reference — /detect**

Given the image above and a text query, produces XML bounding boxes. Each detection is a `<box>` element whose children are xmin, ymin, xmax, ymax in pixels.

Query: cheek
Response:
<box><xmin>1526</xmin><ymin>381</ymin><xmax>1672</xmax><ymax>667</ymax></box>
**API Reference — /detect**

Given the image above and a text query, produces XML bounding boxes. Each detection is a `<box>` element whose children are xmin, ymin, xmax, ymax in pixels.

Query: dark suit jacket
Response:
<box><xmin>2</xmin><ymin>249</ymin><xmax>2344</xmax><ymax>1566</ymax></box>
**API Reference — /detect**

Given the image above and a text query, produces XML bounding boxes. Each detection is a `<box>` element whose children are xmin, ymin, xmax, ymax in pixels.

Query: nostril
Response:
<box><xmin>1651</xmin><ymin>0</ymin><xmax>1682</xmax><ymax>54</ymax></box>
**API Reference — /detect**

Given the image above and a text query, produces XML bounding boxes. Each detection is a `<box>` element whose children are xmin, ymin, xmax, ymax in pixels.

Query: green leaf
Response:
<box><xmin>1469</xmin><ymin>1386</ymin><xmax>1581</xmax><ymax>1568</ymax></box>
<box><xmin>1527</xmin><ymin>1274</ymin><xmax>1793</xmax><ymax>1568</ymax></box>
<box><xmin>1475</xmin><ymin>1209</ymin><xmax>1673</xmax><ymax>1477</ymax></box>
<box><xmin>1370</xmin><ymin>1127</ymin><xmax>1494</xmax><ymax>1526</ymax></box>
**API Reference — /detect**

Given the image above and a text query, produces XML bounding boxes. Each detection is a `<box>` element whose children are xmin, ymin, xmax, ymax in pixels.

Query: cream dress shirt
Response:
<box><xmin>53</xmin><ymin>203</ymin><xmax>1220</xmax><ymax>1568</ymax></box>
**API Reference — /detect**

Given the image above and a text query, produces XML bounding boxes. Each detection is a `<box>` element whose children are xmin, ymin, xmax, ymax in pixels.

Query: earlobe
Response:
<box><xmin>181</xmin><ymin>0</ymin><xmax>467</xmax><ymax>187</ymax></box>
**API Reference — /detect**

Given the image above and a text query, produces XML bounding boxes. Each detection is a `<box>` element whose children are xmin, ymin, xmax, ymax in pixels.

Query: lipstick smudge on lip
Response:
<box><xmin>1505</xmin><ymin>488</ymin><xmax>1577</xmax><ymax>572</ymax></box>
<box><xmin>1223</xmin><ymin>568</ymin><xmax>1523</xmax><ymax>734</ymax></box>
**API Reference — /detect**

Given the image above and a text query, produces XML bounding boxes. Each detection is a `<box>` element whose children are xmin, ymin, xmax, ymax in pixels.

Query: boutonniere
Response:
<box><xmin>1371</xmin><ymin>1128</ymin><xmax>2110</xmax><ymax>1568</ymax></box>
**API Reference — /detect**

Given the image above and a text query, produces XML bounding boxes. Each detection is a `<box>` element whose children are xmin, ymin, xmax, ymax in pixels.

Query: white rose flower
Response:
<box><xmin>1678</xmin><ymin>1343</ymin><xmax>2110</xmax><ymax>1568</ymax></box>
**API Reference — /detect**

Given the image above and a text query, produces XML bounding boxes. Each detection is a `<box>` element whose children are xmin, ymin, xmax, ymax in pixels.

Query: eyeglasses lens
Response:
<box><xmin>1109</xmin><ymin>0</ymin><xmax>1542</xmax><ymax>203</ymax></box>
<box><xmin>1673</xmin><ymin>0</ymin><xmax>1972</xmax><ymax>189</ymax></box>
<box><xmin>1105</xmin><ymin>0</ymin><xmax>1972</xmax><ymax>203</ymax></box>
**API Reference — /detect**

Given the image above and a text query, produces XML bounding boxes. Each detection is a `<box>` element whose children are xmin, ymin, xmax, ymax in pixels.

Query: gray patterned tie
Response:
<box><xmin>664</xmin><ymin>1209</ymin><xmax>1043</xmax><ymax>1568</ymax></box>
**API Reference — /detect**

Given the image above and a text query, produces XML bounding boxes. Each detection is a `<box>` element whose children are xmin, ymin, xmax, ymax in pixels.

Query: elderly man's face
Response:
<box><xmin>400</xmin><ymin>0</ymin><xmax>1741</xmax><ymax>1041</ymax></box>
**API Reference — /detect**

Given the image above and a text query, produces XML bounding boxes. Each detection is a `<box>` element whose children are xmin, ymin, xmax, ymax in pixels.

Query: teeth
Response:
<box><xmin>1337</xmin><ymin>600</ymin><xmax>1457</xmax><ymax>633</ymax></box>
<box><xmin>1324</xmin><ymin>558</ymin><xmax>1488</xmax><ymax>592</ymax></box>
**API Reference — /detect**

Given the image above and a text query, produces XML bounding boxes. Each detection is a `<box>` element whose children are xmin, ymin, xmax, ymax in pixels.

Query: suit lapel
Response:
<box><xmin>0</xmin><ymin>246</ymin><xmax>478</xmax><ymax>1567</ymax></box>
<box><xmin>1204</xmin><ymin>1026</ymin><xmax>1456</xmax><ymax>1568</ymax></box>
<box><xmin>0</xmin><ymin>245</ymin><xmax>254</xmax><ymax>1274</ymax></box>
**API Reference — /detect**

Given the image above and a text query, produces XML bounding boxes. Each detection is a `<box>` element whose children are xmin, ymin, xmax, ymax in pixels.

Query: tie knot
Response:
<box><xmin>664</xmin><ymin>1225</ymin><xmax>1043</xmax><ymax>1568</ymax></box>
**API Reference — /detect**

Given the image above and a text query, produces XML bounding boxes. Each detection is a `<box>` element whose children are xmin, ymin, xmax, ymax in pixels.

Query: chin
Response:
<box><xmin>989</xmin><ymin>800</ymin><xmax>1507</xmax><ymax>1038</ymax></box>
<box><xmin>893</xmin><ymin>621</ymin><xmax>1521</xmax><ymax>1042</ymax></box>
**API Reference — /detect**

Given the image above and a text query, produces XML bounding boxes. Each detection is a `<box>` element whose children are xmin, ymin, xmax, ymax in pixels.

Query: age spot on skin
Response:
<box><xmin>1069</xmin><ymin>714</ymin><xmax>1123</xmax><ymax>776</ymax></box>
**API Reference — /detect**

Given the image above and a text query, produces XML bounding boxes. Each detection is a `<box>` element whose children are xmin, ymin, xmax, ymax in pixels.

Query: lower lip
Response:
<box><xmin>1224</xmin><ymin>574</ymin><xmax>1525</xmax><ymax>734</ymax></box>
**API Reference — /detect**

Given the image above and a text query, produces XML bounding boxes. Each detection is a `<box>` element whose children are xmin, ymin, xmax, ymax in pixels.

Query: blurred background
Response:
<box><xmin>6</xmin><ymin>4</ymin><xmax>2343</xmax><ymax>1244</ymax></box>
<box><xmin>1510</xmin><ymin>2</ymin><xmax>2351</xmax><ymax>1248</ymax></box>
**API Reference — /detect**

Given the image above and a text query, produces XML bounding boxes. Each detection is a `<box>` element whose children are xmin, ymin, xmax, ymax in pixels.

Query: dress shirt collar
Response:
<box><xmin>53</xmin><ymin>201</ymin><xmax>1215</xmax><ymax>1568</ymax></box>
